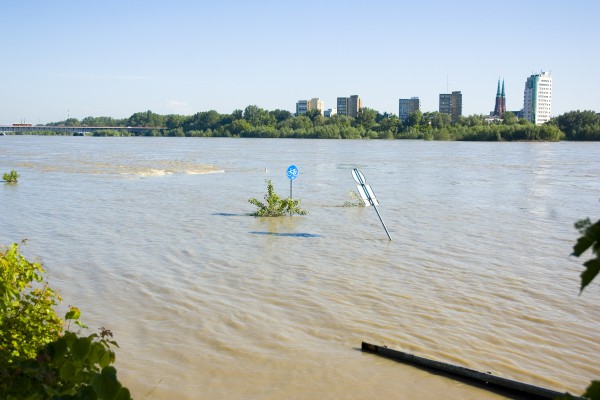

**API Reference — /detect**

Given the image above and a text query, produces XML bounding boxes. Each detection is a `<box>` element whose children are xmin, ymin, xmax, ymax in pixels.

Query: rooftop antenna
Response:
<box><xmin>446</xmin><ymin>75</ymin><xmax>449</xmax><ymax>93</ymax></box>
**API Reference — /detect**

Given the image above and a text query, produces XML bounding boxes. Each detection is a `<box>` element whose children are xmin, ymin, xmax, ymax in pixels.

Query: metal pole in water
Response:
<box><xmin>352</xmin><ymin>168</ymin><xmax>392</xmax><ymax>241</ymax></box>
<box><xmin>373</xmin><ymin>204</ymin><xmax>391</xmax><ymax>241</ymax></box>
<box><xmin>287</xmin><ymin>165</ymin><xmax>298</xmax><ymax>216</ymax></box>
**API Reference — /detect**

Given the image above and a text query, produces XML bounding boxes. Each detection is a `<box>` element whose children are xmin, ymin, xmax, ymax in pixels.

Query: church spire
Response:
<box><xmin>493</xmin><ymin>78</ymin><xmax>507</xmax><ymax>117</ymax></box>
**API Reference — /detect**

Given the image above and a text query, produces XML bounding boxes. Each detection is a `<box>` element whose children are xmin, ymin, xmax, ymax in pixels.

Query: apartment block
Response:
<box><xmin>399</xmin><ymin>97</ymin><xmax>421</xmax><ymax>122</ymax></box>
<box><xmin>296</xmin><ymin>98</ymin><xmax>325</xmax><ymax>116</ymax></box>
<box><xmin>337</xmin><ymin>95</ymin><xmax>362</xmax><ymax>118</ymax></box>
<box><xmin>439</xmin><ymin>91</ymin><xmax>462</xmax><ymax>122</ymax></box>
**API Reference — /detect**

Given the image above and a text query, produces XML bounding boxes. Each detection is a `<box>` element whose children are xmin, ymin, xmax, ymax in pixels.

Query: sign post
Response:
<box><xmin>286</xmin><ymin>165</ymin><xmax>298</xmax><ymax>199</ymax></box>
<box><xmin>352</xmin><ymin>168</ymin><xmax>392</xmax><ymax>241</ymax></box>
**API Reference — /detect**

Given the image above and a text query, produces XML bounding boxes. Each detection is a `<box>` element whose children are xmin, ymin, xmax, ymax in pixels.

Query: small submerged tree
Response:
<box><xmin>248</xmin><ymin>180</ymin><xmax>307</xmax><ymax>217</ymax></box>
<box><xmin>2</xmin><ymin>170</ymin><xmax>19</xmax><ymax>183</ymax></box>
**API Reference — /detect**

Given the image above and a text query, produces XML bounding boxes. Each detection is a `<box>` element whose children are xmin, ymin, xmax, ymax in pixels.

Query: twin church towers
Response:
<box><xmin>493</xmin><ymin>72</ymin><xmax>552</xmax><ymax>125</ymax></box>
<box><xmin>493</xmin><ymin>79</ymin><xmax>507</xmax><ymax>117</ymax></box>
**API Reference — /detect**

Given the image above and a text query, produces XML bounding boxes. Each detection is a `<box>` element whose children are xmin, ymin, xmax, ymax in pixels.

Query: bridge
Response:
<box><xmin>0</xmin><ymin>125</ymin><xmax>167</xmax><ymax>136</ymax></box>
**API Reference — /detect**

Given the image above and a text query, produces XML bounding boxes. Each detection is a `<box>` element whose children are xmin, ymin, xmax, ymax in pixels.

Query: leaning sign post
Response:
<box><xmin>352</xmin><ymin>168</ymin><xmax>392</xmax><ymax>241</ymax></box>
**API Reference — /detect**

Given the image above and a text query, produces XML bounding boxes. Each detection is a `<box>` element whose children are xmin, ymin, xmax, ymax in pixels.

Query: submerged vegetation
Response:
<box><xmin>342</xmin><ymin>190</ymin><xmax>366</xmax><ymax>207</ymax></box>
<box><xmin>248</xmin><ymin>180</ymin><xmax>307</xmax><ymax>217</ymax></box>
<box><xmin>2</xmin><ymin>170</ymin><xmax>19</xmax><ymax>183</ymax></box>
<box><xmin>8</xmin><ymin>107</ymin><xmax>600</xmax><ymax>141</ymax></box>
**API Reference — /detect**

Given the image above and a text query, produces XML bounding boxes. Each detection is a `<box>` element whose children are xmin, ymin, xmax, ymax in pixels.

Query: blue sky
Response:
<box><xmin>1</xmin><ymin>0</ymin><xmax>598</xmax><ymax>124</ymax></box>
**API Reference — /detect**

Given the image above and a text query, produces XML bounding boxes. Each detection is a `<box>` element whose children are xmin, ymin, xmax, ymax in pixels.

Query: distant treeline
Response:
<box><xmin>34</xmin><ymin>107</ymin><xmax>600</xmax><ymax>141</ymax></box>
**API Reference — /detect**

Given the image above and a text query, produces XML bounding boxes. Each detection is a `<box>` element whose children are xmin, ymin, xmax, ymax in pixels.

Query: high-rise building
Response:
<box><xmin>296</xmin><ymin>100</ymin><xmax>309</xmax><ymax>116</ymax></box>
<box><xmin>296</xmin><ymin>98</ymin><xmax>324</xmax><ymax>116</ymax></box>
<box><xmin>309</xmin><ymin>98</ymin><xmax>324</xmax><ymax>115</ymax></box>
<box><xmin>337</xmin><ymin>95</ymin><xmax>362</xmax><ymax>117</ymax></box>
<box><xmin>399</xmin><ymin>97</ymin><xmax>420</xmax><ymax>122</ymax></box>
<box><xmin>523</xmin><ymin>71</ymin><xmax>552</xmax><ymax>125</ymax></box>
<box><xmin>324</xmin><ymin>108</ymin><xmax>337</xmax><ymax>118</ymax></box>
<box><xmin>493</xmin><ymin>79</ymin><xmax>506</xmax><ymax>117</ymax></box>
<box><xmin>439</xmin><ymin>91</ymin><xmax>462</xmax><ymax>122</ymax></box>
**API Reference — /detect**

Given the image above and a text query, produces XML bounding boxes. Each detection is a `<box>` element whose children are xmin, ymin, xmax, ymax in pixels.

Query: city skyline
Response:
<box><xmin>1</xmin><ymin>0</ymin><xmax>598</xmax><ymax>125</ymax></box>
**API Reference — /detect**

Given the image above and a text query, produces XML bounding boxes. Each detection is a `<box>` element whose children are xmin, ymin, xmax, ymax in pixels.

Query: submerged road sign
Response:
<box><xmin>286</xmin><ymin>164</ymin><xmax>298</xmax><ymax>201</ymax></box>
<box><xmin>286</xmin><ymin>165</ymin><xmax>298</xmax><ymax>180</ymax></box>
<box><xmin>352</xmin><ymin>168</ymin><xmax>391</xmax><ymax>241</ymax></box>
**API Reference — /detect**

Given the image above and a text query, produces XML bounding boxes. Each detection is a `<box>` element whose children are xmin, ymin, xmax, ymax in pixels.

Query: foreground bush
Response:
<box><xmin>0</xmin><ymin>242</ymin><xmax>131</xmax><ymax>399</ymax></box>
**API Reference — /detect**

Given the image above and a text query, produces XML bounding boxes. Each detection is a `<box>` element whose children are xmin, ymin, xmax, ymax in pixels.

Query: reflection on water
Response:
<box><xmin>249</xmin><ymin>231</ymin><xmax>321</xmax><ymax>237</ymax></box>
<box><xmin>1</xmin><ymin>136</ymin><xmax>599</xmax><ymax>399</ymax></box>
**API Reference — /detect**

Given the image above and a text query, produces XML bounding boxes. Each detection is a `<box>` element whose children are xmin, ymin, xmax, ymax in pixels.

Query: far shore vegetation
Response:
<box><xmin>4</xmin><ymin>108</ymin><xmax>600</xmax><ymax>141</ymax></box>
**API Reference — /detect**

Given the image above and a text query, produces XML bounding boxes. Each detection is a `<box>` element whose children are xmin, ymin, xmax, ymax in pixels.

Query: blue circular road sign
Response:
<box><xmin>286</xmin><ymin>165</ymin><xmax>299</xmax><ymax>180</ymax></box>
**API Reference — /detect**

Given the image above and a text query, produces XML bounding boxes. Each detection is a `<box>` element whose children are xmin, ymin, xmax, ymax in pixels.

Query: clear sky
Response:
<box><xmin>1</xmin><ymin>0</ymin><xmax>598</xmax><ymax>125</ymax></box>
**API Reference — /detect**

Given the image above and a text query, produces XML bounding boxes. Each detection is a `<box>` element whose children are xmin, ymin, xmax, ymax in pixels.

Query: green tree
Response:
<box><xmin>63</xmin><ymin>118</ymin><xmax>81</xmax><ymax>127</ymax></box>
<box><xmin>81</xmin><ymin>116</ymin><xmax>124</xmax><ymax>127</ymax></box>
<box><xmin>423</xmin><ymin>111</ymin><xmax>452</xmax><ymax>130</ymax></box>
<box><xmin>243</xmin><ymin>105</ymin><xmax>276</xmax><ymax>127</ymax></box>
<box><xmin>270</xmin><ymin>109</ymin><xmax>293</xmax><ymax>123</ymax></box>
<box><xmin>230</xmin><ymin>109</ymin><xmax>244</xmax><ymax>120</ymax></box>
<box><xmin>354</xmin><ymin>107</ymin><xmax>378</xmax><ymax>130</ymax></box>
<box><xmin>164</xmin><ymin>114</ymin><xmax>187</xmax><ymax>130</ymax></box>
<box><xmin>326</xmin><ymin>114</ymin><xmax>352</xmax><ymax>128</ymax></box>
<box><xmin>550</xmin><ymin>110</ymin><xmax>600</xmax><ymax>140</ymax></box>
<box><xmin>406</xmin><ymin>110</ymin><xmax>423</xmax><ymax>129</ymax></box>
<box><xmin>284</xmin><ymin>116</ymin><xmax>313</xmax><ymax>131</ymax></box>
<box><xmin>127</xmin><ymin>110</ymin><xmax>164</xmax><ymax>127</ymax></box>
<box><xmin>302</xmin><ymin>109</ymin><xmax>322</xmax><ymax>125</ymax></box>
<box><xmin>228</xmin><ymin>119</ymin><xmax>253</xmax><ymax>135</ymax></box>
<box><xmin>184</xmin><ymin>110</ymin><xmax>223</xmax><ymax>132</ymax></box>
<box><xmin>377</xmin><ymin>114</ymin><xmax>402</xmax><ymax>136</ymax></box>
<box><xmin>501</xmin><ymin>111</ymin><xmax>518</xmax><ymax>125</ymax></box>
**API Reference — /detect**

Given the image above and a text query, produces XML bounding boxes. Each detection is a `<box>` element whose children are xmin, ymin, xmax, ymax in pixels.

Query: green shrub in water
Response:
<box><xmin>2</xmin><ymin>170</ymin><xmax>19</xmax><ymax>183</ymax></box>
<box><xmin>248</xmin><ymin>179</ymin><xmax>307</xmax><ymax>217</ymax></box>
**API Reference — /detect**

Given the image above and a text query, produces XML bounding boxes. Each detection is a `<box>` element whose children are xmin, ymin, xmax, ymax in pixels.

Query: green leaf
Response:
<box><xmin>91</xmin><ymin>366</ymin><xmax>122</xmax><ymax>399</ymax></box>
<box><xmin>574</xmin><ymin>218</ymin><xmax>592</xmax><ymax>234</ymax></box>
<box><xmin>572</xmin><ymin>236</ymin><xmax>593</xmax><ymax>257</ymax></box>
<box><xmin>114</xmin><ymin>387</ymin><xmax>133</xmax><ymax>400</ymax></box>
<box><xmin>581</xmin><ymin>258</ymin><xmax>600</xmax><ymax>293</ymax></box>
<box><xmin>49</xmin><ymin>337</ymin><xmax>68</xmax><ymax>360</ymax></box>
<box><xmin>60</xmin><ymin>361</ymin><xmax>77</xmax><ymax>380</ymax></box>
<box><xmin>72</xmin><ymin>336</ymin><xmax>92</xmax><ymax>360</ymax></box>
<box><xmin>89</xmin><ymin>342</ymin><xmax>105</xmax><ymax>365</ymax></box>
<box><xmin>65</xmin><ymin>306</ymin><xmax>81</xmax><ymax>321</ymax></box>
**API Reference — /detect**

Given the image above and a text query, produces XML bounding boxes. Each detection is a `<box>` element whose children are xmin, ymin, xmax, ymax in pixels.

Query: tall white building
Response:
<box><xmin>523</xmin><ymin>71</ymin><xmax>552</xmax><ymax>125</ymax></box>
